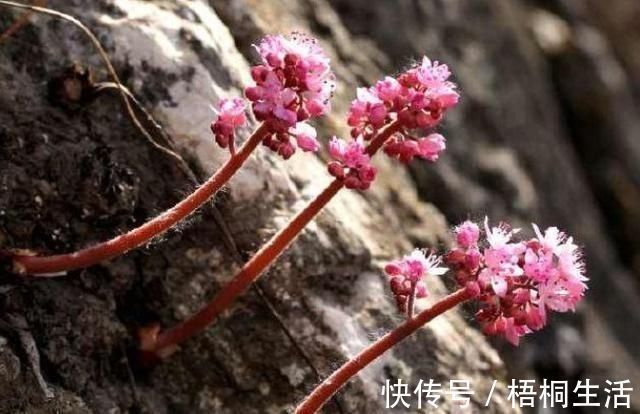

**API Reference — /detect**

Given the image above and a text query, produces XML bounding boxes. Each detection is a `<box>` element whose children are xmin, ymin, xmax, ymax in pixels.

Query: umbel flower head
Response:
<box><xmin>245</xmin><ymin>32</ymin><xmax>336</xmax><ymax>159</ymax></box>
<box><xmin>348</xmin><ymin>57</ymin><xmax>459</xmax><ymax>164</ymax></box>
<box><xmin>332</xmin><ymin>56</ymin><xmax>459</xmax><ymax>191</ymax></box>
<box><xmin>444</xmin><ymin>218</ymin><xmax>588</xmax><ymax>345</ymax></box>
<box><xmin>210</xmin><ymin>32</ymin><xmax>335</xmax><ymax>159</ymax></box>
<box><xmin>384</xmin><ymin>249</ymin><xmax>448</xmax><ymax>315</ymax></box>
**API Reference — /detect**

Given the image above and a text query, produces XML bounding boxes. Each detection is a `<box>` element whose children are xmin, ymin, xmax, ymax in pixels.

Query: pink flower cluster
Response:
<box><xmin>327</xmin><ymin>137</ymin><xmax>376</xmax><ymax>190</ymax></box>
<box><xmin>347</xmin><ymin>57</ymin><xmax>459</xmax><ymax>164</ymax></box>
<box><xmin>384</xmin><ymin>133</ymin><xmax>446</xmax><ymax>163</ymax></box>
<box><xmin>210</xmin><ymin>98</ymin><xmax>247</xmax><ymax>152</ymax></box>
<box><xmin>444</xmin><ymin>218</ymin><xmax>588</xmax><ymax>345</ymax></box>
<box><xmin>245</xmin><ymin>32</ymin><xmax>336</xmax><ymax>159</ymax></box>
<box><xmin>384</xmin><ymin>249</ymin><xmax>448</xmax><ymax>315</ymax></box>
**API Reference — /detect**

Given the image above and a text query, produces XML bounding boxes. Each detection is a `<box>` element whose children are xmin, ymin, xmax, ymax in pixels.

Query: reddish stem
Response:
<box><xmin>12</xmin><ymin>124</ymin><xmax>270</xmax><ymax>276</ymax></box>
<box><xmin>148</xmin><ymin>121</ymin><xmax>402</xmax><ymax>356</ymax></box>
<box><xmin>295</xmin><ymin>288</ymin><xmax>471</xmax><ymax>414</ymax></box>
<box><xmin>407</xmin><ymin>281</ymin><xmax>417</xmax><ymax>319</ymax></box>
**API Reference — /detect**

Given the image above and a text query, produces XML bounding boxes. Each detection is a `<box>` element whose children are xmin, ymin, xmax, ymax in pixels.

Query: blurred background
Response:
<box><xmin>1</xmin><ymin>0</ymin><xmax>639</xmax><ymax>412</ymax></box>
<box><xmin>213</xmin><ymin>0</ymin><xmax>640</xmax><ymax>410</ymax></box>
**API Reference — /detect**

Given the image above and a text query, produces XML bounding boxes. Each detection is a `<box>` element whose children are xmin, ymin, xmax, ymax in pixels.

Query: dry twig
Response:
<box><xmin>0</xmin><ymin>0</ymin><xmax>189</xmax><ymax>172</ymax></box>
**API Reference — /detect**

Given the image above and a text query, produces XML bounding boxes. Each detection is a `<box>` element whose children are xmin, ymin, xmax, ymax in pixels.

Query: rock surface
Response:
<box><xmin>0</xmin><ymin>0</ymin><xmax>638</xmax><ymax>413</ymax></box>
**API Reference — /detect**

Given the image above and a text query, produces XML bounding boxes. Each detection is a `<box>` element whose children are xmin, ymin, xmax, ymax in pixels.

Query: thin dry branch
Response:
<box><xmin>0</xmin><ymin>0</ymin><xmax>189</xmax><ymax>171</ymax></box>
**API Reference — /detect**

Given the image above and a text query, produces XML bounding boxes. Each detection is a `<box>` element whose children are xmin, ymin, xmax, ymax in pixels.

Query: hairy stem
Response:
<box><xmin>209</xmin><ymin>196</ymin><xmax>346</xmax><ymax>414</ymax></box>
<box><xmin>295</xmin><ymin>288</ymin><xmax>471</xmax><ymax>414</ymax></box>
<box><xmin>407</xmin><ymin>281</ymin><xmax>417</xmax><ymax>319</ymax></box>
<box><xmin>12</xmin><ymin>124</ymin><xmax>269</xmax><ymax>275</ymax></box>
<box><xmin>147</xmin><ymin>121</ymin><xmax>402</xmax><ymax>356</ymax></box>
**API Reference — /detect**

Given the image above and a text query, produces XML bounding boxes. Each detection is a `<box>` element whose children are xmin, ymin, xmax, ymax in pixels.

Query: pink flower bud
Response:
<box><xmin>211</xmin><ymin>98</ymin><xmax>247</xmax><ymax>151</ymax></box>
<box><xmin>385</xmin><ymin>262</ymin><xmax>403</xmax><ymax>277</ymax></box>
<box><xmin>444</xmin><ymin>249</ymin><xmax>466</xmax><ymax>266</ymax></box>
<box><xmin>250</xmin><ymin>65</ymin><xmax>269</xmax><ymax>82</ymax></box>
<box><xmin>465</xmin><ymin>281</ymin><xmax>481</xmax><ymax>298</ymax></box>
<box><xmin>290</xmin><ymin>122</ymin><xmax>319</xmax><ymax>153</ymax></box>
<box><xmin>305</xmin><ymin>98</ymin><xmax>326</xmax><ymax>117</ymax></box>
<box><xmin>278</xmin><ymin>142</ymin><xmax>295</xmax><ymax>159</ymax></box>
<box><xmin>415</xmin><ymin>282</ymin><xmax>428</xmax><ymax>298</ymax></box>
<box><xmin>327</xmin><ymin>162</ymin><xmax>345</xmax><ymax>179</ymax></box>
<box><xmin>455</xmin><ymin>220</ymin><xmax>480</xmax><ymax>249</ymax></box>
<box><xmin>266</xmin><ymin>53</ymin><xmax>281</xmax><ymax>67</ymax></box>
<box><xmin>418</xmin><ymin>133</ymin><xmax>446</xmax><ymax>162</ymax></box>
<box><xmin>344</xmin><ymin>176</ymin><xmax>361</xmax><ymax>189</ymax></box>
<box><xmin>215</xmin><ymin>134</ymin><xmax>229</xmax><ymax>148</ymax></box>
<box><xmin>389</xmin><ymin>277</ymin><xmax>404</xmax><ymax>294</ymax></box>
<box><xmin>245</xmin><ymin>86</ymin><xmax>263</xmax><ymax>101</ymax></box>
<box><xmin>464</xmin><ymin>248</ymin><xmax>481</xmax><ymax>270</ymax></box>
<box><xmin>284</xmin><ymin>53</ymin><xmax>300</xmax><ymax>66</ymax></box>
<box><xmin>368</xmin><ymin>104</ymin><xmax>388</xmax><ymax>127</ymax></box>
<box><xmin>357</xmin><ymin>164</ymin><xmax>377</xmax><ymax>183</ymax></box>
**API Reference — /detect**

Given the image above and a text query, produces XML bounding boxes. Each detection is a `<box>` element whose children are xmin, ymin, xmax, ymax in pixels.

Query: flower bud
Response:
<box><xmin>455</xmin><ymin>221</ymin><xmax>480</xmax><ymax>249</ymax></box>
<box><xmin>465</xmin><ymin>281</ymin><xmax>481</xmax><ymax>298</ymax></box>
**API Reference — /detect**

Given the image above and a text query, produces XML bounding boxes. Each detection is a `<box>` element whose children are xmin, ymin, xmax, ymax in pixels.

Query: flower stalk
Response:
<box><xmin>143</xmin><ymin>121</ymin><xmax>402</xmax><ymax>357</ymax></box>
<box><xmin>406</xmin><ymin>281</ymin><xmax>417</xmax><ymax>319</ymax></box>
<box><xmin>11</xmin><ymin>123</ymin><xmax>270</xmax><ymax>275</ymax></box>
<box><xmin>294</xmin><ymin>288</ymin><xmax>471</xmax><ymax>414</ymax></box>
<box><xmin>297</xmin><ymin>214</ymin><xmax>588</xmax><ymax>412</ymax></box>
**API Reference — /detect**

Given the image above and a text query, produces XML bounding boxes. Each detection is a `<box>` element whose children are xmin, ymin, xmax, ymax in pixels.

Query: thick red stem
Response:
<box><xmin>12</xmin><ymin>124</ymin><xmax>270</xmax><ymax>276</ymax></box>
<box><xmin>150</xmin><ymin>121</ymin><xmax>402</xmax><ymax>355</ymax></box>
<box><xmin>295</xmin><ymin>288</ymin><xmax>471</xmax><ymax>414</ymax></box>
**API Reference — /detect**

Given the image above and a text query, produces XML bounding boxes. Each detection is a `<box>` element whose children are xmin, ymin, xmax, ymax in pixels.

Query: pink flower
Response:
<box><xmin>385</xmin><ymin>249</ymin><xmax>448</xmax><ymax>315</ymax></box>
<box><xmin>346</xmin><ymin>54</ymin><xmax>459</xmax><ymax>164</ymax></box>
<box><xmin>260</xmin><ymin>121</ymin><xmax>320</xmax><ymax>160</ymax></box>
<box><xmin>374</xmin><ymin>76</ymin><xmax>402</xmax><ymax>102</ymax></box>
<box><xmin>444</xmin><ymin>217</ymin><xmax>587</xmax><ymax>346</ymax></box>
<box><xmin>211</xmin><ymin>98</ymin><xmax>247</xmax><ymax>150</ymax></box>
<box><xmin>290</xmin><ymin>122</ymin><xmax>319</xmax><ymax>152</ymax></box>
<box><xmin>426</xmin><ymin>83</ymin><xmax>460</xmax><ymax>109</ymax></box>
<box><xmin>327</xmin><ymin>137</ymin><xmax>377</xmax><ymax>190</ymax></box>
<box><xmin>383</xmin><ymin>133</ymin><xmax>446</xmax><ymax>164</ymax></box>
<box><xmin>216</xmin><ymin>98</ymin><xmax>247</xmax><ymax>126</ymax></box>
<box><xmin>418</xmin><ymin>133</ymin><xmax>446</xmax><ymax>161</ymax></box>
<box><xmin>383</xmin><ymin>137</ymin><xmax>418</xmax><ymax>163</ymax></box>
<box><xmin>255</xmin><ymin>32</ymin><xmax>330</xmax><ymax>73</ymax></box>
<box><xmin>249</xmin><ymin>71</ymin><xmax>297</xmax><ymax>128</ymax></box>
<box><xmin>477</xmin><ymin>218</ymin><xmax>525</xmax><ymax>297</ymax></box>
<box><xmin>529</xmin><ymin>224</ymin><xmax>587</xmax><ymax>312</ymax></box>
<box><xmin>523</xmin><ymin>247</ymin><xmax>556</xmax><ymax>283</ymax></box>
<box><xmin>340</xmin><ymin>138</ymin><xmax>368</xmax><ymax>169</ymax></box>
<box><xmin>415</xmin><ymin>57</ymin><xmax>452</xmax><ymax>87</ymax></box>
<box><xmin>246</xmin><ymin>32</ymin><xmax>336</xmax><ymax>159</ymax></box>
<box><xmin>454</xmin><ymin>220</ymin><xmax>480</xmax><ymax>249</ymax></box>
<box><xmin>347</xmin><ymin>88</ymin><xmax>387</xmax><ymax>136</ymax></box>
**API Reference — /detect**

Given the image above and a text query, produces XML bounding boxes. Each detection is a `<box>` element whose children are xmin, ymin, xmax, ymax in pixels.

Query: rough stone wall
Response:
<box><xmin>0</xmin><ymin>0</ymin><xmax>639</xmax><ymax>413</ymax></box>
<box><xmin>0</xmin><ymin>1</ymin><xmax>508</xmax><ymax>413</ymax></box>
